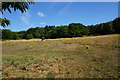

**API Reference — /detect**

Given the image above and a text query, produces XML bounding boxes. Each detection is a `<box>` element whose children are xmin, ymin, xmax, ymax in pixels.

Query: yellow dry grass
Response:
<box><xmin>2</xmin><ymin>34</ymin><xmax>119</xmax><ymax>43</ymax></box>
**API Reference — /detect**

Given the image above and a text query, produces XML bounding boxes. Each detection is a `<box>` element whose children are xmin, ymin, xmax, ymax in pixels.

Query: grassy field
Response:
<box><xmin>2</xmin><ymin>34</ymin><xmax>120</xmax><ymax>78</ymax></box>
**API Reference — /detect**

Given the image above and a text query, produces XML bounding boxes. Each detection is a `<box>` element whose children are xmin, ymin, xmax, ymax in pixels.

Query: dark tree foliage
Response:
<box><xmin>87</xmin><ymin>25</ymin><xmax>96</xmax><ymax>35</ymax></box>
<box><xmin>112</xmin><ymin>18</ymin><xmax>120</xmax><ymax>33</ymax></box>
<box><xmin>18</xmin><ymin>31</ymin><xmax>26</xmax><ymax>39</ymax></box>
<box><xmin>87</xmin><ymin>17</ymin><xmax>120</xmax><ymax>36</ymax></box>
<box><xmin>26</xmin><ymin>34</ymin><xmax>34</xmax><ymax>39</ymax></box>
<box><xmin>56</xmin><ymin>26</ymin><xmax>69</xmax><ymax>38</ymax></box>
<box><xmin>12</xmin><ymin>32</ymin><xmax>20</xmax><ymax>40</ymax></box>
<box><xmin>102</xmin><ymin>22</ymin><xmax>114</xmax><ymax>34</ymax></box>
<box><xmin>2</xmin><ymin>29</ymin><xmax>13</xmax><ymax>40</ymax></box>
<box><xmin>1</xmin><ymin>2</ymin><xmax>34</xmax><ymax>14</ymax></box>
<box><xmin>2</xmin><ymin>17</ymin><xmax>120</xmax><ymax>40</ymax></box>
<box><xmin>0</xmin><ymin>18</ymin><xmax>10</xmax><ymax>27</ymax></box>
<box><xmin>68</xmin><ymin>23</ymin><xmax>88</xmax><ymax>37</ymax></box>
<box><xmin>27</xmin><ymin>28</ymin><xmax>34</xmax><ymax>34</ymax></box>
<box><xmin>2</xmin><ymin>29</ymin><xmax>20</xmax><ymax>40</ymax></box>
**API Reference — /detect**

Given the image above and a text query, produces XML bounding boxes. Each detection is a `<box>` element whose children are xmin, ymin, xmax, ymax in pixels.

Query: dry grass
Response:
<box><xmin>2</xmin><ymin>34</ymin><xmax>120</xmax><ymax>78</ymax></box>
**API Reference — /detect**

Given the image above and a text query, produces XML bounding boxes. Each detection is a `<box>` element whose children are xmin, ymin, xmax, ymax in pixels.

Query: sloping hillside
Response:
<box><xmin>2</xmin><ymin>34</ymin><xmax>119</xmax><ymax>78</ymax></box>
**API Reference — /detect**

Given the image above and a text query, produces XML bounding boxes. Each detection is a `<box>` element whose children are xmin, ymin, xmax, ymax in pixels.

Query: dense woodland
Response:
<box><xmin>1</xmin><ymin>17</ymin><xmax>120</xmax><ymax>40</ymax></box>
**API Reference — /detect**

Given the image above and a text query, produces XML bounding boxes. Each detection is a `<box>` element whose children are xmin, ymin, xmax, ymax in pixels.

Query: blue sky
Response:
<box><xmin>2</xmin><ymin>2</ymin><xmax>118</xmax><ymax>31</ymax></box>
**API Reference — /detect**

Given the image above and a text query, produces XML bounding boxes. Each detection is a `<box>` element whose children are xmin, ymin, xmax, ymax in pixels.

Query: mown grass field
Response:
<box><xmin>2</xmin><ymin>34</ymin><xmax>120</xmax><ymax>78</ymax></box>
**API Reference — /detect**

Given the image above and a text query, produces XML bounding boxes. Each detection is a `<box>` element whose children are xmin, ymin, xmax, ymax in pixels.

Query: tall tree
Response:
<box><xmin>112</xmin><ymin>17</ymin><xmax>120</xmax><ymax>33</ymax></box>
<box><xmin>2</xmin><ymin>29</ymin><xmax>12</xmax><ymax>39</ymax></box>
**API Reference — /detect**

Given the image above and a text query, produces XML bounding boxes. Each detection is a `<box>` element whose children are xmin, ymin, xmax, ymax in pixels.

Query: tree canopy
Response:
<box><xmin>2</xmin><ymin>17</ymin><xmax>120</xmax><ymax>40</ymax></box>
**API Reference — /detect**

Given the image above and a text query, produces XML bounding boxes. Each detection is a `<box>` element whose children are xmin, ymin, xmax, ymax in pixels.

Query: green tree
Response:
<box><xmin>56</xmin><ymin>26</ymin><xmax>68</xmax><ymax>38</ymax></box>
<box><xmin>27</xmin><ymin>28</ymin><xmax>34</xmax><ymax>34</ymax></box>
<box><xmin>102</xmin><ymin>22</ymin><xmax>114</xmax><ymax>34</ymax></box>
<box><xmin>2</xmin><ymin>29</ymin><xmax>12</xmax><ymax>40</ymax></box>
<box><xmin>96</xmin><ymin>23</ymin><xmax>103</xmax><ymax>35</ymax></box>
<box><xmin>33</xmin><ymin>32</ymin><xmax>40</xmax><ymax>38</ymax></box>
<box><xmin>112</xmin><ymin>17</ymin><xmax>120</xmax><ymax>33</ymax></box>
<box><xmin>26</xmin><ymin>34</ymin><xmax>33</xmax><ymax>39</ymax></box>
<box><xmin>18</xmin><ymin>31</ymin><xmax>26</xmax><ymax>39</ymax></box>
<box><xmin>12</xmin><ymin>32</ymin><xmax>20</xmax><ymax>40</ymax></box>
<box><xmin>87</xmin><ymin>25</ymin><xmax>96</xmax><ymax>35</ymax></box>
<box><xmin>68</xmin><ymin>23</ymin><xmax>88</xmax><ymax>37</ymax></box>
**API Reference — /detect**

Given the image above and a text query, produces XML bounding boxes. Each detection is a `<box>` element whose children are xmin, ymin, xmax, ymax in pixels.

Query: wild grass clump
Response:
<box><xmin>25</xmin><ymin>43</ymin><xmax>33</xmax><ymax>50</ymax></box>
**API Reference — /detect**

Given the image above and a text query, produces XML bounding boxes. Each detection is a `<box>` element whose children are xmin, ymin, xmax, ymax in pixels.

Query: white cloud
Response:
<box><xmin>37</xmin><ymin>12</ymin><xmax>45</xmax><ymax>17</ymax></box>
<box><xmin>40</xmin><ymin>22</ymin><xmax>46</xmax><ymax>25</ymax></box>
<box><xmin>20</xmin><ymin>16</ymin><xmax>29</xmax><ymax>24</ymax></box>
<box><xmin>58</xmin><ymin>3</ymin><xmax>72</xmax><ymax>16</ymax></box>
<box><xmin>20</xmin><ymin>11</ymin><xmax>31</xmax><ymax>24</ymax></box>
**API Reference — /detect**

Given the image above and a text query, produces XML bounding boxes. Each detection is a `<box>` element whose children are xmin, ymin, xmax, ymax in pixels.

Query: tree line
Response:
<box><xmin>1</xmin><ymin>17</ymin><xmax>120</xmax><ymax>40</ymax></box>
